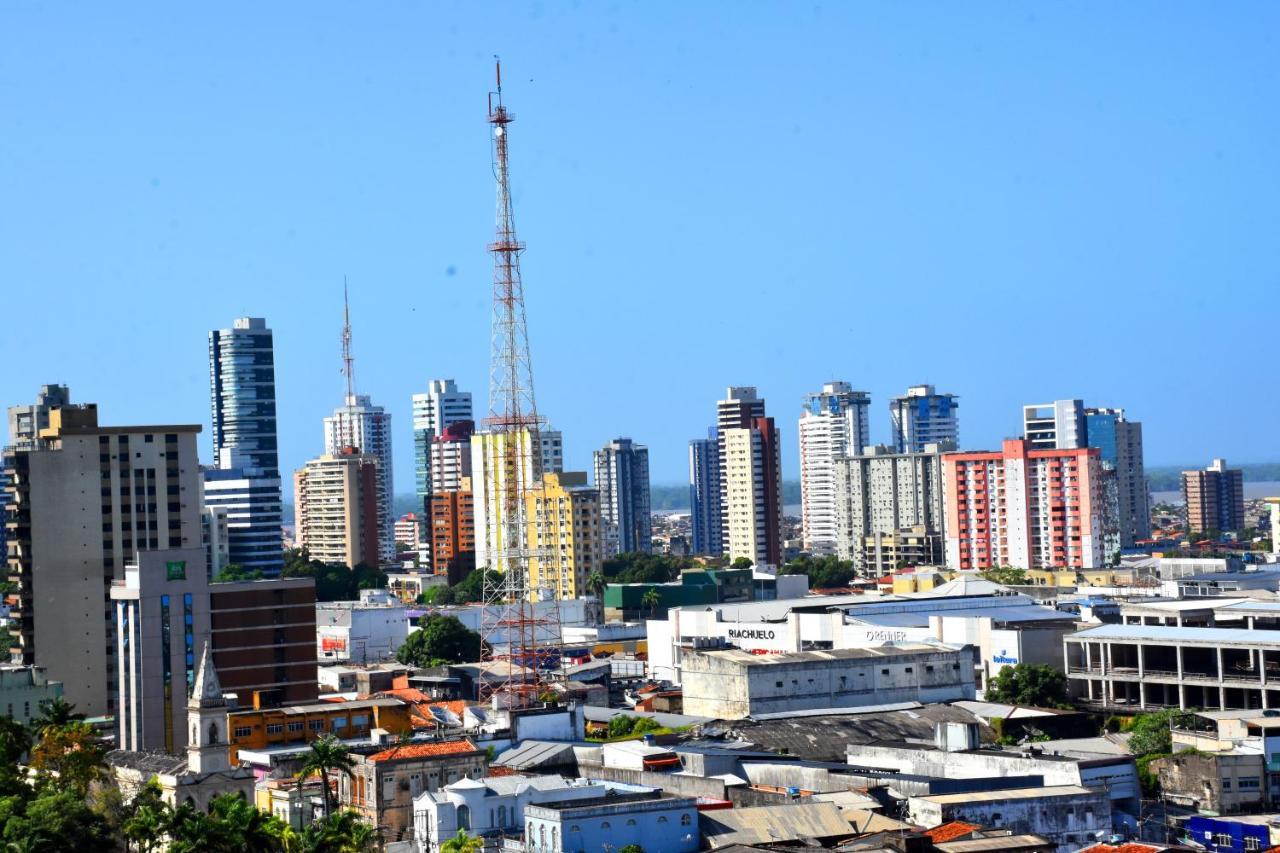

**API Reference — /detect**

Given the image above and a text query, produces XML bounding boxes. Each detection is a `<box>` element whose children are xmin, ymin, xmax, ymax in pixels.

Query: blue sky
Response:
<box><xmin>1</xmin><ymin>3</ymin><xmax>1277</xmax><ymax>488</ymax></box>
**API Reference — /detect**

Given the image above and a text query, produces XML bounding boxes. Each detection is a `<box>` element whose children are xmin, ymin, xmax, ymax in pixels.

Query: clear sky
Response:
<box><xmin>2</xmin><ymin>3</ymin><xmax>1277</xmax><ymax>488</ymax></box>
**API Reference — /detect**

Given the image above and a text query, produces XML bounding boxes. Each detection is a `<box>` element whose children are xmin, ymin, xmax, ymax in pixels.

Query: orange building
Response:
<box><xmin>430</xmin><ymin>488</ymin><xmax>475</xmax><ymax>584</ymax></box>
<box><xmin>943</xmin><ymin>439</ymin><xmax>1103</xmax><ymax>570</ymax></box>
<box><xmin>227</xmin><ymin>696</ymin><xmax>414</xmax><ymax>763</ymax></box>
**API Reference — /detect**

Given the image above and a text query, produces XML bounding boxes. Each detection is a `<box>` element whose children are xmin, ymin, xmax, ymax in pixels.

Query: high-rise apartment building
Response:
<box><xmin>1084</xmin><ymin>408</ymin><xmax>1150</xmax><ymax>551</ymax></box>
<box><xmin>430</xmin><ymin>487</ymin><xmax>476</xmax><ymax>584</ymax></box>
<box><xmin>943</xmin><ymin>439</ymin><xmax>1104</xmax><ymax>570</ymax></box>
<box><xmin>889</xmin><ymin>385</ymin><xmax>959</xmax><ymax>453</ymax></box>
<box><xmin>833</xmin><ymin>442</ymin><xmax>950</xmax><ymax>573</ymax></box>
<box><xmin>688</xmin><ymin>427</ymin><xmax>720</xmax><ymax>556</ymax></box>
<box><xmin>525</xmin><ymin>472</ymin><xmax>602</xmax><ymax>600</ymax></box>
<box><xmin>6</xmin><ymin>384</ymin><xmax>71</xmax><ymax>450</ymax></box>
<box><xmin>470</xmin><ymin>427</ymin><xmax>562</xmax><ymax>572</ymax></box>
<box><xmin>430</xmin><ymin>420</ymin><xmax>475</xmax><ymax>495</ymax></box>
<box><xmin>1023</xmin><ymin>399</ymin><xmax>1086</xmax><ymax>450</ymax></box>
<box><xmin>394</xmin><ymin>513</ymin><xmax>426</xmax><ymax>550</ymax></box>
<box><xmin>799</xmin><ymin>382</ymin><xmax>871</xmax><ymax>555</ymax></box>
<box><xmin>592</xmin><ymin>438</ymin><xmax>652</xmax><ymax>557</ymax></box>
<box><xmin>717</xmin><ymin>389</ymin><xmax>783</xmax><ymax>567</ymax></box>
<box><xmin>293</xmin><ymin>449</ymin><xmax>380</xmax><ymax>569</ymax></box>
<box><xmin>4</xmin><ymin>405</ymin><xmax>202</xmax><ymax>716</ymax></box>
<box><xmin>207</xmin><ymin>317</ymin><xmax>284</xmax><ymax>576</ymax></box>
<box><xmin>412</xmin><ymin>379</ymin><xmax>472</xmax><ymax>507</ymax></box>
<box><xmin>1183</xmin><ymin>459</ymin><xmax>1245</xmax><ymax>534</ymax></box>
<box><xmin>323</xmin><ymin>395</ymin><xmax>394</xmax><ymax>563</ymax></box>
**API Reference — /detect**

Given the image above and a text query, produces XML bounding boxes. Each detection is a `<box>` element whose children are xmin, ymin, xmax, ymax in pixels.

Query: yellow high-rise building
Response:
<box><xmin>525</xmin><ymin>472</ymin><xmax>602</xmax><ymax>600</ymax></box>
<box><xmin>470</xmin><ymin>428</ymin><xmax>563</xmax><ymax>572</ymax></box>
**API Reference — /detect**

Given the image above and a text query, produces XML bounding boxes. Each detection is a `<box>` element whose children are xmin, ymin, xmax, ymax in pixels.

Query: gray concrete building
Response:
<box><xmin>592</xmin><ymin>438</ymin><xmax>652</xmax><ymax>557</ymax></box>
<box><xmin>0</xmin><ymin>665</ymin><xmax>63</xmax><ymax>725</ymax></box>
<box><xmin>4</xmin><ymin>405</ymin><xmax>202</xmax><ymax>716</ymax></box>
<box><xmin>833</xmin><ymin>442</ymin><xmax>950</xmax><ymax>573</ymax></box>
<box><xmin>680</xmin><ymin>644</ymin><xmax>975</xmax><ymax>719</ymax></box>
<box><xmin>907</xmin><ymin>785</ymin><xmax>1110</xmax><ymax>850</ymax></box>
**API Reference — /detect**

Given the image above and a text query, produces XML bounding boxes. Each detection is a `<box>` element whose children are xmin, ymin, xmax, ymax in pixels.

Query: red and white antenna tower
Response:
<box><xmin>339</xmin><ymin>275</ymin><xmax>358</xmax><ymax>452</ymax></box>
<box><xmin>478</xmin><ymin>61</ymin><xmax>565</xmax><ymax>709</ymax></box>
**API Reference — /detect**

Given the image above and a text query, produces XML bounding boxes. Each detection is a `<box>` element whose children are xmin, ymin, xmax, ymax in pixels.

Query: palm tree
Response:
<box><xmin>641</xmin><ymin>587</ymin><xmax>661</xmax><ymax>617</ymax></box>
<box><xmin>586</xmin><ymin>571</ymin><xmax>606</xmax><ymax>598</ymax></box>
<box><xmin>211</xmin><ymin>794</ymin><xmax>289</xmax><ymax>851</ymax></box>
<box><xmin>301</xmin><ymin>811</ymin><xmax>376</xmax><ymax>853</ymax></box>
<box><xmin>297</xmin><ymin>735</ymin><xmax>357</xmax><ymax>819</ymax></box>
<box><xmin>0</xmin><ymin>716</ymin><xmax>31</xmax><ymax>766</ymax></box>
<box><xmin>30</xmin><ymin>697</ymin><xmax>84</xmax><ymax>739</ymax></box>
<box><xmin>442</xmin><ymin>830</ymin><xmax>484</xmax><ymax>853</ymax></box>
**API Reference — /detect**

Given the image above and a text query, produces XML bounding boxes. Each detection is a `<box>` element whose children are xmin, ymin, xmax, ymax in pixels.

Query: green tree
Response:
<box><xmin>729</xmin><ymin>557</ymin><xmax>754</xmax><ymax>570</ymax></box>
<box><xmin>28</xmin><ymin>721</ymin><xmax>106</xmax><ymax>797</ymax></box>
<box><xmin>782</xmin><ymin>555</ymin><xmax>855</xmax><ymax>589</ymax></box>
<box><xmin>586</xmin><ymin>571</ymin><xmax>606</xmax><ymax>598</ymax></box>
<box><xmin>1128</xmin><ymin>709</ymin><xmax>1184</xmax><ymax>757</ymax></box>
<box><xmin>121</xmin><ymin>781</ymin><xmax>171</xmax><ymax>853</ymax></box>
<box><xmin>396</xmin><ymin>616</ymin><xmax>482</xmax><ymax>668</ymax></box>
<box><xmin>978</xmin><ymin>566</ymin><xmax>1028</xmax><ymax>585</ymax></box>
<box><xmin>298</xmin><ymin>735</ymin><xmax>357</xmax><ymax>819</ymax></box>
<box><xmin>641</xmin><ymin>588</ymin><xmax>662</xmax><ymax>617</ymax></box>
<box><xmin>442</xmin><ymin>830</ymin><xmax>484</xmax><ymax>853</ymax></box>
<box><xmin>208</xmin><ymin>793</ymin><xmax>290</xmax><ymax>852</ymax></box>
<box><xmin>607</xmin><ymin>715</ymin><xmax>637</xmax><ymax>739</ymax></box>
<box><xmin>1</xmin><ymin>787</ymin><xmax>115</xmax><ymax>852</ymax></box>
<box><xmin>30</xmin><ymin>698</ymin><xmax>84</xmax><ymax>740</ymax></box>
<box><xmin>214</xmin><ymin>563</ymin><xmax>263</xmax><ymax>582</ymax></box>
<box><xmin>298</xmin><ymin>810</ymin><xmax>376</xmax><ymax>853</ymax></box>
<box><xmin>984</xmin><ymin>663</ymin><xmax>1070</xmax><ymax>708</ymax></box>
<box><xmin>620</xmin><ymin>846</ymin><xmax>646</xmax><ymax>853</ymax></box>
<box><xmin>0</xmin><ymin>717</ymin><xmax>31</xmax><ymax>767</ymax></box>
<box><xmin>602</xmin><ymin>553</ymin><xmax>693</xmax><ymax>584</ymax></box>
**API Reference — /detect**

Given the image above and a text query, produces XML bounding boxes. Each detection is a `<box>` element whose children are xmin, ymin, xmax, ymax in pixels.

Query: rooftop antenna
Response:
<box><xmin>340</xmin><ymin>276</ymin><xmax>358</xmax><ymax>452</ymax></box>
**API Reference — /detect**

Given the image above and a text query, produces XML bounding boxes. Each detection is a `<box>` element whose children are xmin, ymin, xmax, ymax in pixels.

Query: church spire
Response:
<box><xmin>189</xmin><ymin>642</ymin><xmax>224</xmax><ymax>709</ymax></box>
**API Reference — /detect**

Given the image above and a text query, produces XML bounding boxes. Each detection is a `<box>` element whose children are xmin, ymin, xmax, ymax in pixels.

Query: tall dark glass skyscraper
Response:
<box><xmin>206</xmin><ymin>317</ymin><xmax>283</xmax><ymax>575</ymax></box>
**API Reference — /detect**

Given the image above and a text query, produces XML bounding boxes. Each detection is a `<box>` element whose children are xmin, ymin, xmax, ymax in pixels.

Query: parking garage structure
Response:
<box><xmin>1065</xmin><ymin>624</ymin><xmax>1280</xmax><ymax>712</ymax></box>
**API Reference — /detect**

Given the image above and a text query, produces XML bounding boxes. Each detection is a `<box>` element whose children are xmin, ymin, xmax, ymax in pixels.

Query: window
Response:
<box><xmin>266</xmin><ymin>724</ymin><xmax>283</xmax><ymax>735</ymax></box>
<box><xmin>680</xmin><ymin>814</ymin><xmax>692</xmax><ymax>826</ymax></box>
<box><xmin>1240</xmin><ymin>778</ymin><xmax>1261</xmax><ymax>790</ymax></box>
<box><xmin>657</xmin><ymin>816</ymin><xmax>668</xmax><ymax>824</ymax></box>
<box><xmin>331</xmin><ymin>716</ymin><xmax>347</xmax><ymax>731</ymax></box>
<box><xmin>600</xmin><ymin>822</ymin><xmax>610</xmax><ymax>830</ymax></box>
<box><xmin>626</xmin><ymin>819</ymin><xmax>637</xmax><ymax>826</ymax></box>
<box><xmin>1216</xmin><ymin>835</ymin><xmax>1234</xmax><ymax>849</ymax></box>
<box><xmin>881</xmin><ymin>668</ymin><xmax>890</xmax><ymax>675</ymax></box>
<box><xmin>569</xmin><ymin>825</ymin><xmax>579</xmax><ymax>833</ymax></box>
<box><xmin>309</xmin><ymin>719</ymin><xmax>324</xmax><ymax>731</ymax></box>
<box><xmin>288</xmin><ymin>721</ymin><xmax>304</xmax><ymax>733</ymax></box>
<box><xmin>1245</xmin><ymin>838</ymin><xmax>1263</xmax><ymax>851</ymax></box>
<box><xmin>234</xmin><ymin>726</ymin><xmax>252</xmax><ymax>738</ymax></box>
<box><xmin>775</xmin><ymin>681</ymin><xmax>782</xmax><ymax>688</ymax></box>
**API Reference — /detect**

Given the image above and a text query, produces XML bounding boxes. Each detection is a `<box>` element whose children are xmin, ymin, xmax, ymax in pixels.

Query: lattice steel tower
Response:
<box><xmin>478</xmin><ymin>62</ymin><xmax>565</xmax><ymax>709</ymax></box>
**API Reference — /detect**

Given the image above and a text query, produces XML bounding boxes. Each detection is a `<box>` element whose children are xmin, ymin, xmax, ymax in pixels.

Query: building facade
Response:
<box><xmin>687</xmin><ymin>428</ymin><xmax>719</xmax><ymax>556</ymax></box>
<box><xmin>889</xmin><ymin>384</ymin><xmax>959</xmax><ymax>453</ymax></box>
<box><xmin>521</xmin><ymin>792</ymin><xmax>700</xmax><ymax>853</ymax></box>
<box><xmin>592</xmin><ymin>438</ymin><xmax>651</xmax><ymax>557</ymax></box>
<box><xmin>943</xmin><ymin>439</ymin><xmax>1104</xmax><ymax>571</ymax></box>
<box><xmin>430</xmin><ymin>488</ymin><xmax>476</xmax><ymax>584</ymax></box>
<box><xmin>1085</xmin><ymin>407</ymin><xmax>1150</xmax><ymax>551</ymax></box>
<box><xmin>717</xmin><ymin>387</ymin><xmax>781</xmax><ymax>567</ymax></box>
<box><xmin>833</xmin><ymin>442</ymin><xmax>949</xmax><ymax>572</ymax></box>
<box><xmin>412</xmin><ymin>379</ymin><xmax>473</xmax><ymax>508</ymax></box>
<box><xmin>293</xmin><ymin>449</ymin><xmax>380</xmax><ymax>568</ymax></box>
<box><xmin>1022</xmin><ymin>399</ymin><xmax>1086</xmax><ymax>450</ymax></box>
<box><xmin>430</xmin><ymin>420</ymin><xmax>475</xmax><ymax>496</ymax></box>
<box><xmin>4</xmin><ymin>406</ymin><xmax>203</xmax><ymax>716</ymax></box>
<box><xmin>799</xmin><ymin>381</ymin><xmax>871</xmax><ymax>556</ymax></box>
<box><xmin>1184</xmin><ymin>459</ymin><xmax>1246</xmax><ymax>534</ymax></box>
<box><xmin>316</xmin><ymin>589</ymin><xmax>409</xmax><ymax>664</ymax></box>
<box><xmin>207</xmin><ymin>317</ymin><xmax>283</xmax><ymax>575</ymax></box>
<box><xmin>526</xmin><ymin>472</ymin><xmax>603</xmax><ymax>600</ymax></box>
<box><xmin>0</xmin><ymin>665</ymin><xmax>63</xmax><ymax>725</ymax></box>
<box><xmin>209</xmin><ymin>576</ymin><xmax>317</xmax><ymax>708</ymax></box>
<box><xmin>323</xmin><ymin>394</ymin><xmax>394</xmax><ymax>563</ymax></box>
<box><xmin>470</xmin><ymin>428</ymin><xmax>562</xmax><ymax>573</ymax></box>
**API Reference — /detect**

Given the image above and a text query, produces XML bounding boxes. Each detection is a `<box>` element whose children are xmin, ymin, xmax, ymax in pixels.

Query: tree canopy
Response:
<box><xmin>397</xmin><ymin>615</ymin><xmax>483</xmax><ymax>668</ymax></box>
<box><xmin>282</xmin><ymin>549</ymin><xmax>388</xmax><ymax>601</ymax></box>
<box><xmin>602</xmin><ymin>553</ymin><xmax>694</xmax><ymax>585</ymax></box>
<box><xmin>1127</xmin><ymin>709</ymin><xmax>1183</xmax><ymax>757</ymax></box>
<box><xmin>781</xmin><ymin>555</ymin><xmax>855</xmax><ymax>589</ymax></box>
<box><xmin>978</xmin><ymin>566</ymin><xmax>1029</xmax><ymax>585</ymax></box>
<box><xmin>983</xmin><ymin>663</ymin><xmax>1070</xmax><ymax>708</ymax></box>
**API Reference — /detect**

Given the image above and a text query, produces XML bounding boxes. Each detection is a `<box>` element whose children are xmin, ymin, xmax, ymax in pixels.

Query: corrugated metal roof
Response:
<box><xmin>914</xmin><ymin>785</ymin><xmax>1092</xmax><ymax>804</ymax></box>
<box><xmin>702</xmin><ymin>801</ymin><xmax>854</xmax><ymax>847</ymax></box>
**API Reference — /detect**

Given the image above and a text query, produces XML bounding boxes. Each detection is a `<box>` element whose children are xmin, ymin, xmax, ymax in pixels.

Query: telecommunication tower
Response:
<box><xmin>478</xmin><ymin>61</ymin><xmax>566</xmax><ymax>708</ymax></box>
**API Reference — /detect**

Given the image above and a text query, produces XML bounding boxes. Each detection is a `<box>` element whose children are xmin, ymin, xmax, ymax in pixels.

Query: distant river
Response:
<box><xmin>1151</xmin><ymin>480</ymin><xmax>1280</xmax><ymax>506</ymax></box>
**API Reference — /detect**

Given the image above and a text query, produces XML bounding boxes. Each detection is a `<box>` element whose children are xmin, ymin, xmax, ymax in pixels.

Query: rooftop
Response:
<box><xmin>695</xmin><ymin>643</ymin><xmax>951</xmax><ymax>666</ymax></box>
<box><xmin>923</xmin><ymin>821</ymin><xmax>981</xmax><ymax>843</ymax></box>
<box><xmin>914</xmin><ymin>784</ymin><xmax>1094</xmax><ymax>804</ymax></box>
<box><xmin>938</xmin><ymin>835</ymin><xmax>1057</xmax><ymax>852</ymax></box>
<box><xmin>365</xmin><ymin>738</ymin><xmax>480</xmax><ymax>763</ymax></box>
<box><xmin>1068</xmin><ymin>624</ymin><xmax>1280</xmax><ymax>646</ymax></box>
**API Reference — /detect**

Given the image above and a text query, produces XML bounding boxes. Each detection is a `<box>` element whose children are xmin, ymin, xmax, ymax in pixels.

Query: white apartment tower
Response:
<box><xmin>798</xmin><ymin>382</ymin><xmax>870</xmax><ymax>555</ymax></box>
<box><xmin>412</xmin><ymin>379</ymin><xmax>472</xmax><ymax>502</ymax></box>
<box><xmin>1023</xmin><ymin>399</ymin><xmax>1086</xmax><ymax>450</ymax></box>
<box><xmin>889</xmin><ymin>385</ymin><xmax>959</xmax><ymax>454</ymax></box>
<box><xmin>323</xmin><ymin>395</ymin><xmax>394</xmax><ymax>564</ymax></box>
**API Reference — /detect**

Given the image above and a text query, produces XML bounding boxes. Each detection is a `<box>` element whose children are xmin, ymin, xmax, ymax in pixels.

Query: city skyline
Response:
<box><xmin>3</xmin><ymin>4</ymin><xmax>1278</xmax><ymax>487</ymax></box>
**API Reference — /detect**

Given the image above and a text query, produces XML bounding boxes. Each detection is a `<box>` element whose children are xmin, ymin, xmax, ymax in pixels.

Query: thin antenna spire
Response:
<box><xmin>341</xmin><ymin>275</ymin><xmax>356</xmax><ymax>403</ymax></box>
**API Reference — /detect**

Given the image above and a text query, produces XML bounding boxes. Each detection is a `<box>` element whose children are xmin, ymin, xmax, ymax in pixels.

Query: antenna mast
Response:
<box><xmin>340</xmin><ymin>277</ymin><xmax>358</xmax><ymax>452</ymax></box>
<box><xmin>479</xmin><ymin>60</ymin><xmax>565</xmax><ymax>709</ymax></box>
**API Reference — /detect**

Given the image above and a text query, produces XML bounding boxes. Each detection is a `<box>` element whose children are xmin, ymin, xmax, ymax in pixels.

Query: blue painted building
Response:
<box><xmin>1184</xmin><ymin>815</ymin><xmax>1275</xmax><ymax>853</ymax></box>
<box><xmin>688</xmin><ymin>427</ymin><xmax>719</xmax><ymax>556</ymax></box>
<box><xmin>522</xmin><ymin>790</ymin><xmax>699</xmax><ymax>853</ymax></box>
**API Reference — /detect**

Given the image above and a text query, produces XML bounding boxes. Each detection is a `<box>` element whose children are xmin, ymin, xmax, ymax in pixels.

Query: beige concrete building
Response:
<box><xmin>525</xmin><ymin>472</ymin><xmax>603</xmax><ymax>600</ymax></box>
<box><xmin>722</xmin><ymin>424</ymin><xmax>782</xmax><ymax>567</ymax></box>
<box><xmin>1183</xmin><ymin>458</ymin><xmax>1246</xmax><ymax>534</ymax></box>
<box><xmin>4</xmin><ymin>404</ymin><xmax>202</xmax><ymax>716</ymax></box>
<box><xmin>293</xmin><ymin>449</ymin><xmax>379</xmax><ymax>568</ymax></box>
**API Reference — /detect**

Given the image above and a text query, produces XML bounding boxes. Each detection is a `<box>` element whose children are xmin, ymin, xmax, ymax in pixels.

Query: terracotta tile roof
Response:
<box><xmin>368</xmin><ymin>738</ymin><xmax>480</xmax><ymax>763</ymax></box>
<box><xmin>1079</xmin><ymin>844</ymin><xmax>1165</xmax><ymax>853</ymax></box>
<box><xmin>924</xmin><ymin>822</ymin><xmax>980</xmax><ymax>843</ymax></box>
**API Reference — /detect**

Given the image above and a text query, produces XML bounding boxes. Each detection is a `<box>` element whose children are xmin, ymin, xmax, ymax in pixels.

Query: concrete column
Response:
<box><xmin>1179</xmin><ymin>682</ymin><xmax>1186</xmax><ymax>711</ymax></box>
<box><xmin>1218</xmin><ymin>647</ymin><xmax>1226</xmax><ymax>685</ymax></box>
<box><xmin>1219</xmin><ymin>684</ymin><xmax>1227</xmax><ymax>711</ymax></box>
<box><xmin>1176</xmin><ymin>644</ymin><xmax>1185</xmax><ymax>680</ymax></box>
<box><xmin>1138</xmin><ymin>644</ymin><xmax>1146</xmax><ymax>679</ymax></box>
<box><xmin>1085</xmin><ymin>643</ymin><xmax>1093</xmax><ymax>672</ymax></box>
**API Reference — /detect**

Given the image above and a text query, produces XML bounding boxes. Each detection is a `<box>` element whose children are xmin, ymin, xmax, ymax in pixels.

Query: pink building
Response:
<box><xmin>943</xmin><ymin>439</ymin><xmax>1103</xmax><ymax>570</ymax></box>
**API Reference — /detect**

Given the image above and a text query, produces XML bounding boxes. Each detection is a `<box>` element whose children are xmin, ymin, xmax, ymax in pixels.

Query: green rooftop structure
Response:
<box><xmin>603</xmin><ymin>568</ymin><xmax>756</xmax><ymax>619</ymax></box>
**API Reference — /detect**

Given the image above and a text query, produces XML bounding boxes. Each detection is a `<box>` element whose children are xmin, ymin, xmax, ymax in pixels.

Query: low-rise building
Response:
<box><xmin>0</xmin><ymin>665</ymin><xmax>62</xmax><ymax>725</ymax></box>
<box><xmin>1152</xmin><ymin>750</ymin><xmax>1267</xmax><ymax>814</ymax></box>
<box><xmin>413</xmin><ymin>774</ymin><xmax>646</xmax><ymax>853</ymax></box>
<box><xmin>520</xmin><ymin>790</ymin><xmax>699</xmax><ymax>853</ymax></box>
<box><xmin>907</xmin><ymin>785</ymin><xmax>1111</xmax><ymax>851</ymax></box>
<box><xmin>227</xmin><ymin>697</ymin><xmax>414</xmax><ymax>764</ymax></box>
<box><xmin>680</xmin><ymin>644</ymin><xmax>975</xmax><ymax>719</ymax></box>
<box><xmin>316</xmin><ymin>589</ymin><xmax>409</xmax><ymax>664</ymax></box>
<box><xmin>341</xmin><ymin>737</ymin><xmax>487</xmax><ymax>843</ymax></box>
